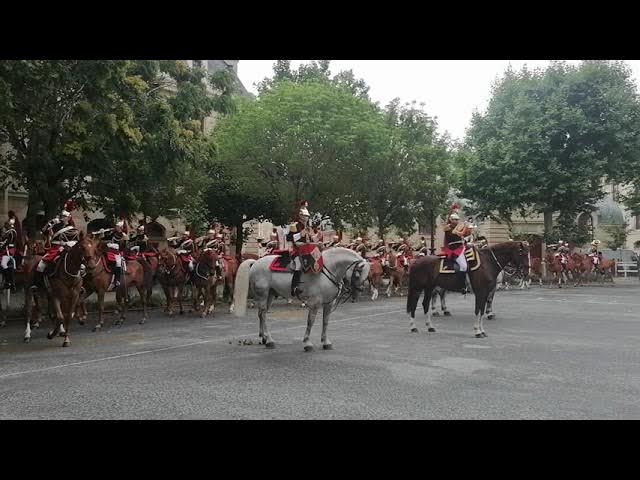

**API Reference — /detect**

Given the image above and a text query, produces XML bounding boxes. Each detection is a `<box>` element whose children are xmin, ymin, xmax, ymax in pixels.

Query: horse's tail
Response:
<box><xmin>233</xmin><ymin>259</ymin><xmax>256</xmax><ymax>318</ymax></box>
<box><xmin>406</xmin><ymin>272</ymin><xmax>422</xmax><ymax>317</ymax></box>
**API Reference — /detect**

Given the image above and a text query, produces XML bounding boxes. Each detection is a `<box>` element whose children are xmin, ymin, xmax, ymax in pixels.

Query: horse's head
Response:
<box><xmin>506</xmin><ymin>241</ymin><xmax>531</xmax><ymax>279</ymax></box>
<box><xmin>199</xmin><ymin>249</ymin><xmax>218</xmax><ymax>269</ymax></box>
<box><xmin>345</xmin><ymin>256</ymin><xmax>371</xmax><ymax>302</ymax></box>
<box><xmin>158</xmin><ymin>248</ymin><xmax>178</xmax><ymax>275</ymax></box>
<box><xmin>78</xmin><ymin>232</ymin><xmax>100</xmax><ymax>270</ymax></box>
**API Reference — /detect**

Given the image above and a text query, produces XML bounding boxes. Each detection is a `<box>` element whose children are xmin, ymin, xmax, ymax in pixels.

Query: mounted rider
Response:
<box><xmin>587</xmin><ymin>239</ymin><xmax>602</xmax><ymax>272</ymax></box>
<box><xmin>1</xmin><ymin>217</ymin><xmax>19</xmax><ymax>291</ymax></box>
<box><xmin>396</xmin><ymin>235</ymin><xmax>413</xmax><ymax>271</ymax></box>
<box><xmin>354</xmin><ymin>237</ymin><xmax>368</xmax><ymax>258</ymax></box>
<box><xmin>177</xmin><ymin>230</ymin><xmax>195</xmax><ymax>275</ymax></box>
<box><xmin>265</xmin><ymin>227</ymin><xmax>280</xmax><ymax>253</ymax></box>
<box><xmin>31</xmin><ymin>201</ymin><xmax>80</xmax><ymax>291</ymax></box>
<box><xmin>554</xmin><ymin>240</ymin><xmax>570</xmax><ymax>270</ymax></box>
<box><xmin>441</xmin><ymin>203</ymin><xmax>469</xmax><ymax>293</ymax></box>
<box><xmin>327</xmin><ymin>234</ymin><xmax>342</xmax><ymax>248</ymax></box>
<box><xmin>195</xmin><ymin>228</ymin><xmax>217</xmax><ymax>251</ymax></box>
<box><xmin>287</xmin><ymin>200</ymin><xmax>313</xmax><ymax>296</ymax></box>
<box><xmin>94</xmin><ymin>218</ymin><xmax>130</xmax><ymax>287</ymax></box>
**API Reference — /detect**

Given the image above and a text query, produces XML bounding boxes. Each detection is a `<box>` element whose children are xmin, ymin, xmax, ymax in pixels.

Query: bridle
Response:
<box><xmin>321</xmin><ymin>259</ymin><xmax>366</xmax><ymax>310</ymax></box>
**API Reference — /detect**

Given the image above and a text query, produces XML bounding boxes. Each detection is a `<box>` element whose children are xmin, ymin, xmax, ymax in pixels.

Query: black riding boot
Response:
<box><xmin>5</xmin><ymin>268</ymin><xmax>16</xmax><ymax>292</ymax></box>
<box><xmin>1</xmin><ymin>268</ymin><xmax>8</xmax><ymax>289</ymax></box>
<box><xmin>291</xmin><ymin>270</ymin><xmax>303</xmax><ymax>296</ymax></box>
<box><xmin>114</xmin><ymin>266</ymin><xmax>122</xmax><ymax>287</ymax></box>
<box><xmin>215</xmin><ymin>266</ymin><xmax>222</xmax><ymax>280</ymax></box>
<box><xmin>31</xmin><ymin>270</ymin><xmax>45</xmax><ymax>291</ymax></box>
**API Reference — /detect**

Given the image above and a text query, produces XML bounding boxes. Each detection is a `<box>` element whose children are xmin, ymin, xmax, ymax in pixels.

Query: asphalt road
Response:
<box><xmin>0</xmin><ymin>280</ymin><xmax>639</xmax><ymax>419</ymax></box>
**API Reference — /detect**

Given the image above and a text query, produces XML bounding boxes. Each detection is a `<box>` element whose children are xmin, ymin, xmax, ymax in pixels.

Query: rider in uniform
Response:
<box><xmin>588</xmin><ymin>239</ymin><xmax>602</xmax><ymax>273</ymax></box>
<box><xmin>327</xmin><ymin>235</ymin><xmax>342</xmax><ymax>248</ymax></box>
<box><xmin>442</xmin><ymin>211</ymin><xmax>468</xmax><ymax>293</ymax></box>
<box><xmin>0</xmin><ymin>219</ymin><xmax>18</xmax><ymax>291</ymax></box>
<box><xmin>176</xmin><ymin>230</ymin><xmax>195</xmax><ymax>275</ymax></box>
<box><xmin>104</xmin><ymin>219</ymin><xmax>130</xmax><ymax>287</ymax></box>
<box><xmin>354</xmin><ymin>237</ymin><xmax>368</xmax><ymax>258</ymax></box>
<box><xmin>266</xmin><ymin>227</ymin><xmax>279</xmax><ymax>254</ymax></box>
<box><xmin>32</xmin><ymin>205</ymin><xmax>79</xmax><ymax>291</ymax></box>
<box><xmin>287</xmin><ymin>200</ymin><xmax>312</xmax><ymax>296</ymax></box>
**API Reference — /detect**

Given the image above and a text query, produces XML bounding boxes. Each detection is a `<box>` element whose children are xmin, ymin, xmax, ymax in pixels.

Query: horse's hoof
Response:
<box><xmin>432</xmin><ymin>311</ymin><xmax>440</xmax><ymax>317</ymax></box>
<box><xmin>62</xmin><ymin>340</ymin><xmax>70</xmax><ymax>347</ymax></box>
<box><xmin>487</xmin><ymin>313</ymin><xmax>495</xmax><ymax>320</ymax></box>
<box><xmin>23</xmin><ymin>337</ymin><xmax>30</xmax><ymax>343</ymax></box>
<box><xmin>481</xmin><ymin>332</ymin><xmax>487</xmax><ymax>338</ymax></box>
<box><xmin>443</xmin><ymin>311</ymin><xmax>452</xmax><ymax>317</ymax></box>
<box><xmin>139</xmin><ymin>319</ymin><xmax>146</xmax><ymax>325</ymax></box>
<box><xmin>304</xmin><ymin>345</ymin><xmax>314</xmax><ymax>352</ymax></box>
<box><xmin>475</xmin><ymin>333</ymin><xmax>483</xmax><ymax>338</ymax></box>
<box><xmin>411</xmin><ymin>328</ymin><xmax>418</xmax><ymax>333</ymax></box>
<box><xmin>179</xmin><ymin>311</ymin><xmax>184</xmax><ymax>315</ymax></box>
<box><xmin>46</xmin><ymin>332</ymin><xmax>54</xmax><ymax>340</ymax></box>
<box><xmin>78</xmin><ymin>320</ymin><xmax>85</xmax><ymax>326</ymax></box>
<box><xmin>265</xmin><ymin>341</ymin><xmax>275</xmax><ymax>349</ymax></box>
<box><xmin>428</xmin><ymin>327</ymin><xmax>436</xmax><ymax>333</ymax></box>
<box><xmin>322</xmin><ymin>344</ymin><xmax>333</xmax><ymax>350</ymax></box>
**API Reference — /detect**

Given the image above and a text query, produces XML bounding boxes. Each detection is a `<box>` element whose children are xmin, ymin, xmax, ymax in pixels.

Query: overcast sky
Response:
<box><xmin>236</xmin><ymin>60</ymin><xmax>640</xmax><ymax>142</ymax></box>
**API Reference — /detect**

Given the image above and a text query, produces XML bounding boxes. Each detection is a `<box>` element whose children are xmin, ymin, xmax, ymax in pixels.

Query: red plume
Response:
<box><xmin>450</xmin><ymin>203</ymin><xmax>460</xmax><ymax>212</ymax></box>
<box><xmin>64</xmin><ymin>199</ymin><xmax>77</xmax><ymax>212</ymax></box>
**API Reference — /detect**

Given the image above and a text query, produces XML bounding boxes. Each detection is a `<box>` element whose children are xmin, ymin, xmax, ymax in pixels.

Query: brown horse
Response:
<box><xmin>24</xmin><ymin>233</ymin><xmax>96</xmax><ymax>346</ymax></box>
<box><xmin>76</xmin><ymin>240</ymin><xmax>153</xmax><ymax>330</ymax></box>
<box><xmin>573</xmin><ymin>252</ymin><xmax>615</xmax><ymax>285</ymax></box>
<box><xmin>220</xmin><ymin>255</ymin><xmax>238</xmax><ymax>313</ymax></box>
<box><xmin>407</xmin><ymin>241</ymin><xmax>530</xmax><ymax>338</ymax></box>
<box><xmin>190</xmin><ymin>249</ymin><xmax>220</xmax><ymax>318</ymax></box>
<box><xmin>158</xmin><ymin>248</ymin><xmax>188</xmax><ymax>316</ymax></box>
<box><xmin>546</xmin><ymin>252</ymin><xmax>577</xmax><ymax>288</ymax></box>
<box><xmin>367</xmin><ymin>256</ymin><xmax>384</xmax><ymax>300</ymax></box>
<box><xmin>385</xmin><ymin>251</ymin><xmax>406</xmax><ymax>297</ymax></box>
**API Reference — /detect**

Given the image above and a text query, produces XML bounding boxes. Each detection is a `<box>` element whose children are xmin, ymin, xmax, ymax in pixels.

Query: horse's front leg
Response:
<box><xmin>177</xmin><ymin>284</ymin><xmax>184</xmax><ymax>315</ymax></box>
<box><xmin>486</xmin><ymin>287</ymin><xmax>497</xmax><ymax>320</ymax></box>
<box><xmin>47</xmin><ymin>297</ymin><xmax>64</xmax><ymax>341</ymax></box>
<box><xmin>321</xmin><ymin>303</ymin><xmax>334</xmax><ymax>350</ymax></box>
<box><xmin>423</xmin><ymin>288</ymin><xmax>436</xmax><ymax>333</ymax></box>
<box><xmin>303</xmin><ymin>306</ymin><xmax>319</xmax><ymax>352</ymax></box>
<box><xmin>474</xmin><ymin>292</ymin><xmax>488</xmax><ymax>338</ymax></box>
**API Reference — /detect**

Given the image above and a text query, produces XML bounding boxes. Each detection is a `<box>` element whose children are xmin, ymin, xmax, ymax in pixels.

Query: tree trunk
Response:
<box><xmin>429</xmin><ymin>210</ymin><xmax>436</xmax><ymax>255</ymax></box>
<box><xmin>543</xmin><ymin>210</ymin><xmax>554</xmax><ymax>251</ymax></box>
<box><xmin>23</xmin><ymin>191</ymin><xmax>41</xmax><ymax>239</ymax></box>
<box><xmin>234</xmin><ymin>220</ymin><xmax>244</xmax><ymax>263</ymax></box>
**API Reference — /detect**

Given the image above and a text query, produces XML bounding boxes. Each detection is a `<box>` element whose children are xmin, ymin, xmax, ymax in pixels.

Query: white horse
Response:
<box><xmin>234</xmin><ymin>247</ymin><xmax>370</xmax><ymax>351</ymax></box>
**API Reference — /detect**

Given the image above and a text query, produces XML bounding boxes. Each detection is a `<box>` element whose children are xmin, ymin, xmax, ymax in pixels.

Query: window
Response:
<box><xmin>193</xmin><ymin>60</ymin><xmax>203</xmax><ymax>69</ymax></box>
<box><xmin>636</xmin><ymin>215</ymin><xmax>640</xmax><ymax>230</ymax></box>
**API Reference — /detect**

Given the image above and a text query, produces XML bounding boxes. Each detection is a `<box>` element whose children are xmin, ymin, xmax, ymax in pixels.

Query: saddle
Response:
<box><xmin>438</xmin><ymin>246</ymin><xmax>481</xmax><ymax>274</ymax></box>
<box><xmin>269</xmin><ymin>246</ymin><xmax>324</xmax><ymax>274</ymax></box>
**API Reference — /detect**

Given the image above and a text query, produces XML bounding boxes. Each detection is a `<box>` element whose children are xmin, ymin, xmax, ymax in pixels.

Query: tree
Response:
<box><xmin>211</xmin><ymin>80</ymin><xmax>385</xmax><ymax>251</ymax></box>
<box><xmin>461</xmin><ymin>61</ymin><xmax>640</xmax><ymax>237</ymax></box>
<box><xmin>86</xmin><ymin>61</ymin><xmax>235</xmax><ymax>226</ymax></box>
<box><xmin>0</xmin><ymin>60</ymin><xmax>140</xmax><ymax>233</ymax></box>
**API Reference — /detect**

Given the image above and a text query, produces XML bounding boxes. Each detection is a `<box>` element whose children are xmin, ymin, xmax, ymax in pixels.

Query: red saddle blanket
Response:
<box><xmin>269</xmin><ymin>246</ymin><xmax>324</xmax><ymax>274</ymax></box>
<box><xmin>42</xmin><ymin>246</ymin><xmax>64</xmax><ymax>262</ymax></box>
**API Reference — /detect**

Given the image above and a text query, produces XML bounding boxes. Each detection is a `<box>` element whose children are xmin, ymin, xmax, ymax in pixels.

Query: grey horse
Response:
<box><xmin>234</xmin><ymin>247</ymin><xmax>370</xmax><ymax>351</ymax></box>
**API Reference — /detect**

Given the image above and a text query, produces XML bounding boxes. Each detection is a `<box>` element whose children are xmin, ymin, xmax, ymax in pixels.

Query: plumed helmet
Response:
<box><xmin>8</xmin><ymin>218</ymin><xmax>15</xmax><ymax>226</ymax></box>
<box><xmin>183</xmin><ymin>231</ymin><xmax>190</xmax><ymax>236</ymax></box>
<box><xmin>207</xmin><ymin>229</ymin><xmax>216</xmax><ymax>235</ymax></box>
<box><xmin>356</xmin><ymin>237</ymin><xmax>362</xmax><ymax>242</ymax></box>
<box><xmin>449</xmin><ymin>213</ymin><xmax>460</xmax><ymax>220</ymax></box>
<box><xmin>137</xmin><ymin>225</ymin><xmax>145</xmax><ymax>232</ymax></box>
<box><xmin>116</xmin><ymin>220</ymin><xmax>125</xmax><ymax>228</ymax></box>
<box><xmin>61</xmin><ymin>210</ymin><xmax>71</xmax><ymax>218</ymax></box>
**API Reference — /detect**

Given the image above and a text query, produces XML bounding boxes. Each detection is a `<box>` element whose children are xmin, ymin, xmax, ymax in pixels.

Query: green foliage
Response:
<box><xmin>461</xmin><ymin>61</ymin><xmax>640</xmax><ymax>235</ymax></box>
<box><xmin>603</xmin><ymin>222</ymin><xmax>631</xmax><ymax>250</ymax></box>
<box><xmin>543</xmin><ymin>212</ymin><xmax>591</xmax><ymax>246</ymax></box>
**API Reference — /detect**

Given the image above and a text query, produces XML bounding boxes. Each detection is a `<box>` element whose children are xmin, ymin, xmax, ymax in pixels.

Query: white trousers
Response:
<box><xmin>1</xmin><ymin>255</ymin><xmax>13</xmax><ymax>269</ymax></box>
<box><xmin>456</xmin><ymin>254</ymin><xmax>468</xmax><ymax>272</ymax></box>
